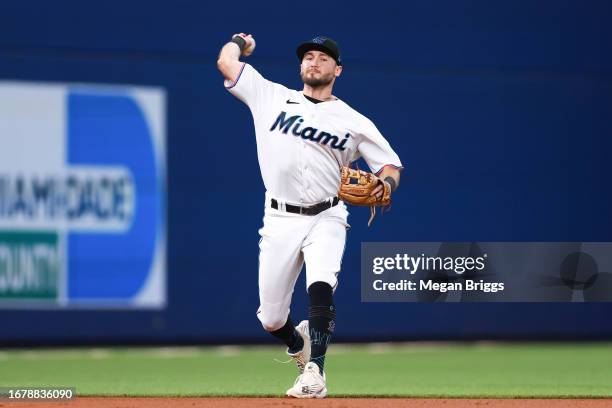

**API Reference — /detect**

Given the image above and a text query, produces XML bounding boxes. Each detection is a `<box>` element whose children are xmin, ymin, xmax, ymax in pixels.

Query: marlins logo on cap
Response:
<box><xmin>296</xmin><ymin>36</ymin><xmax>342</xmax><ymax>66</ymax></box>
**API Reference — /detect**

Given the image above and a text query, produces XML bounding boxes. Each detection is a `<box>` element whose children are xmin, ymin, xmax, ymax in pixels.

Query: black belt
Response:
<box><xmin>271</xmin><ymin>197</ymin><xmax>339</xmax><ymax>216</ymax></box>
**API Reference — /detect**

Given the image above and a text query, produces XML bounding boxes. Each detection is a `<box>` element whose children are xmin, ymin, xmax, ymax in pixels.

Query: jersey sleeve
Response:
<box><xmin>356</xmin><ymin>118</ymin><xmax>403</xmax><ymax>175</ymax></box>
<box><xmin>224</xmin><ymin>63</ymin><xmax>276</xmax><ymax>114</ymax></box>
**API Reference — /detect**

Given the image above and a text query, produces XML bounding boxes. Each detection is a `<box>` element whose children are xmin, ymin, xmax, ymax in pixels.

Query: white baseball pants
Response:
<box><xmin>256</xmin><ymin>195</ymin><xmax>349</xmax><ymax>331</ymax></box>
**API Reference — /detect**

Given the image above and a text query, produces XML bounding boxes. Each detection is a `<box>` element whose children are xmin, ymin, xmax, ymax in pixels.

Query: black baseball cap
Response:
<box><xmin>296</xmin><ymin>36</ymin><xmax>342</xmax><ymax>66</ymax></box>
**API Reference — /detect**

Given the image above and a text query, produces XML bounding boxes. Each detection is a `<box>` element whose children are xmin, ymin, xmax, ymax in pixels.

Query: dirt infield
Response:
<box><xmin>26</xmin><ymin>397</ymin><xmax>612</xmax><ymax>408</ymax></box>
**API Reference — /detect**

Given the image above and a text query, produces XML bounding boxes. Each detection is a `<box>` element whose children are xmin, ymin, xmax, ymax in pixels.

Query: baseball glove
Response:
<box><xmin>338</xmin><ymin>166</ymin><xmax>391</xmax><ymax>226</ymax></box>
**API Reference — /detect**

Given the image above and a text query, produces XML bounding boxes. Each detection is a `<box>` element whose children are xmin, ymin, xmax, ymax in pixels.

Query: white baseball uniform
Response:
<box><xmin>225</xmin><ymin>63</ymin><xmax>402</xmax><ymax>331</ymax></box>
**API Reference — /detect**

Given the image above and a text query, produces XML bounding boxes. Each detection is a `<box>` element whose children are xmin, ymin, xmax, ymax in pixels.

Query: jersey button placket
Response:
<box><xmin>302</xmin><ymin>111</ymin><xmax>314</xmax><ymax>202</ymax></box>
<box><xmin>302</xmin><ymin>143</ymin><xmax>309</xmax><ymax>200</ymax></box>
<box><xmin>298</xmin><ymin>135</ymin><xmax>305</xmax><ymax>204</ymax></box>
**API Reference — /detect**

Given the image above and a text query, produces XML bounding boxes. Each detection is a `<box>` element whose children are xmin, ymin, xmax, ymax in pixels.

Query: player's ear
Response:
<box><xmin>335</xmin><ymin>65</ymin><xmax>342</xmax><ymax>77</ymax></box>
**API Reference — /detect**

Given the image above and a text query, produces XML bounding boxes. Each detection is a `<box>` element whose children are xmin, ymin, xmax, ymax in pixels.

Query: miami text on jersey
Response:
<box><xmin>270</xmin><ymin>111</ymin><xmax>350</xmax><ymax>151</ymax></box>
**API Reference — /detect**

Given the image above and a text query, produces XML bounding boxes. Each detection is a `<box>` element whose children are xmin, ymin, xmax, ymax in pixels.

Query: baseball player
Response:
<box><xmin>217</xmin><ymin>33</ymin><xmax>402</xmax><ymax>398</ymax></box>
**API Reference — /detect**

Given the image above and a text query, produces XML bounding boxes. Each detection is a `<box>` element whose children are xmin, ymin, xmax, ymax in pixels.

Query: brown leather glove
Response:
<box><xmin>338</xmin><ymin>166</ymin><xmax>391</xmax><ymax>226</ymax></box>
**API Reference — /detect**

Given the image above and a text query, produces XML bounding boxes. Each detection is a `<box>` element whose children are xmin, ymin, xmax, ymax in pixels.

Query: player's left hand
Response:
<box><xmin>369</xmin><ymin>181</ymin><xmax>390</xmax><ymax>200</ymax></box>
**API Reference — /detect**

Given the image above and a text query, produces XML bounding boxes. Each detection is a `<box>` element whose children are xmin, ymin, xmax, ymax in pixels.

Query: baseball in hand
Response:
<box><xmin>243</xmin><ymin>36</ymin><xmax>256</xmax><ymax>57</ymax></box>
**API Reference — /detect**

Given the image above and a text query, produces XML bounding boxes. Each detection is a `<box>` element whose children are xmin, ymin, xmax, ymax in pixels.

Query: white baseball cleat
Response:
<box><xmin>286</xmin><ymin>320</ymin><xmax>311</xmax><ymax>374</ymax></box>
<box><xmin>286</xmin><ymin>361</ymin><xmax>327</xmax><ymax>399</ymax></box>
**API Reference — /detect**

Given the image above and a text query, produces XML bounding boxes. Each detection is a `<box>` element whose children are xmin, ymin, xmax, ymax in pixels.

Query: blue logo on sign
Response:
<box><xmin>67</xmin><ymin>92</ymin><xmax>162</xmax><ymax>300</ymax></box>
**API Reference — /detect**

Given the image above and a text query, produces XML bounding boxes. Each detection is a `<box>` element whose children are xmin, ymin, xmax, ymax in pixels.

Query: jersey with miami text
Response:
<box><xmin>226</xmin><ymin>63</ymin><xmax>402</xmax><ymax>205</ymax></box>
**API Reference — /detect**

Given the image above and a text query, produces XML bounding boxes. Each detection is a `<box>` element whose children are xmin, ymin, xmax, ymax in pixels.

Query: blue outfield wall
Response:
<box><xmin>1</xmin><ymin>0</ymin><xmax>612</xmax><ymax>344</ymax></box>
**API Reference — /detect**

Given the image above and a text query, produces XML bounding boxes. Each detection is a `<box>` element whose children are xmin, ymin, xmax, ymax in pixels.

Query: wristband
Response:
<box><xmin>231</xmin><ymin>35</ymin><xmax>247</xmax><ymax>53</ymax></box>
<box><xmin>384</xmin><ymin>176</ymin><xmax>397</xmax><ymax>192</ymax></box>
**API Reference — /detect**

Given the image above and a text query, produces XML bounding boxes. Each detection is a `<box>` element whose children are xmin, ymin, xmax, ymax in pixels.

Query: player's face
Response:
<box><xmin>300</xmin><ymin>51</ymin><xmax>342</xmax><ymax>88</ymax></box>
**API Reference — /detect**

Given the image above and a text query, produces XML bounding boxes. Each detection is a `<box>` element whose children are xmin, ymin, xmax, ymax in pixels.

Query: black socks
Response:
<box><xmin>308</xmin><ymin>281</ymin><xmax>336</xmax><ymax>374</ymax></box>
<box><xmin>270</xmin><ymin>317</ymin><xmax>303</xmax><ymax>354</ymax></box>
<box><xmin>268</xmin><ymin>282</ymin><xmax>337</xmax><ymax>374</ymax></box>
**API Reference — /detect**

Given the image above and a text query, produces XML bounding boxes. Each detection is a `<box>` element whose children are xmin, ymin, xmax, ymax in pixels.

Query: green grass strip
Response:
<box><xmin>1</xmin><ymin>343</ymin><xmax>611</xmax><ymax>397</ymax></box>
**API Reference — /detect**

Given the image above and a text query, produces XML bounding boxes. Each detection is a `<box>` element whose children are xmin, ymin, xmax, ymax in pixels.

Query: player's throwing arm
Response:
<box><xmin>217</xmin><ymin>33</ymin><xmax>255</xmax><ymax>84</ymax></box>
